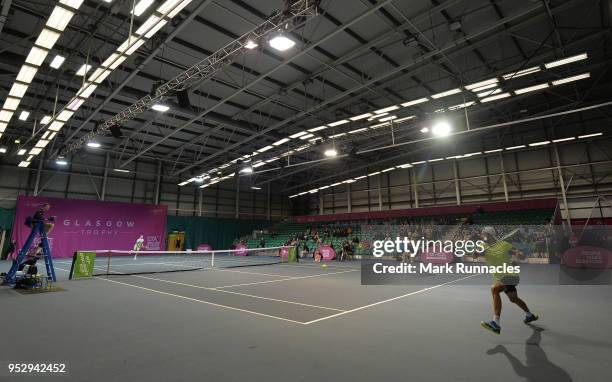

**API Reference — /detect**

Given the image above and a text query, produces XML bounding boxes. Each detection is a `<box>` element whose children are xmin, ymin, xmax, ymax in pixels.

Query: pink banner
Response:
<box><xmin>562</xmin><ymin>246</ymin><xmax>612</xmax><ymax>269</ymax></box>
<box><xmin>197</xmin><ymin>244</ymin><xmax>213</xmax><ymax>251</ymax></box>
<box><xmin>420</xmin><ymin>251</ymin><xmax>454</xmax><ymax>264</ymax></box>
<box><xmin>280</xmin><ymin>247</ymin><xmax>289</xmax><ymax>259</ymax></box>
<box><xmin>318</xmin><ymin>245</ymin><xmax>336</xmax><ymax>261</ymax></box>
<box><xmin>12</xmin><ymin>196</ymin><xmax>167</xmax><ymax>258</ymax></box>
<box><xmin>235</xmin><ymin>243</ymin><xmax>248</xmax><ymax>256</ymax></box>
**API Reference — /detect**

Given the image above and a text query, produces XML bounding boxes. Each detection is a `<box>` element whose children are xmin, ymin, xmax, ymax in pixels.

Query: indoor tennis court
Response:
<box><xmin>1</xmin><ymin>0</ymin><xmax>612</xmax><ymax>381</ymax></box>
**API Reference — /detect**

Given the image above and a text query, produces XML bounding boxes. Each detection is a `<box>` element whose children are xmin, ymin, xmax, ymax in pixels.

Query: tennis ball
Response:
<box><xmin>321</xmin><ymin>264</ymin><xmax>328</xmax><ymax>269</ymax></box>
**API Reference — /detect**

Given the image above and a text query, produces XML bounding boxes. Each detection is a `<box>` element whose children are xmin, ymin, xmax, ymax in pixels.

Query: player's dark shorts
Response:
<box><xmin>500</xmin><ymin>275</ymin><xmax>520</xmax><ymax>293</ymax></box>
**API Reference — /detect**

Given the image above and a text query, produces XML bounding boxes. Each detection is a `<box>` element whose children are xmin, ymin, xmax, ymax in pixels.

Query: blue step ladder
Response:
<box><xmin>5</xmin><ymin>220</ymin><xmax>56</xmax><ymax>285</ymax></box>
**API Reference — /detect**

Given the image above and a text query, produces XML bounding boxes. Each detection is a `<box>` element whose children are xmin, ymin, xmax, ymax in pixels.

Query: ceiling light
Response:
<box><xmin>465</xmin><ymin>77</ymin><xmax>499</xmax><ymax>90</ymax></box>
<box><xmin>374</xmin><ymin>105</ymin><xmax>400</xmax><ymax>114</ymax></box>
<box><xmin>551</xmin><ymin>72</ymin><xmax>590</xmax><ymax>86</ymax></box>
<box><xmin>48</xmin><ymin>121</ymin><xmax>64</xmax><ymax>131</ymax></box>
<box><xmin>412</xmin><ymin>161</ymin><xmax>426</xmax><ymax>165</ymax></box>
<box><xmin>480</xmin><ymin>92</ymin><xmax>511</xmax><ymax>102</ymax></box>
<box><xmin>131</xmin><ymin>0</ymin><xmax>155</xmax><ymax>16</ymax></box>
<box><xmin>448</xmin><ymin>102</ymin><xmax>475</xmax><ymax>110</ymax></box>
<box><xmin>324</xmin><ymin>148</ymin><xmax>338</xmax><ymax>157</ymax></box>
<box><xmin>102</xmin><ymin>53</ymin><xmax>127</xmax><ymax>70</ymax></box>
<box><xmin>308</xmin><ymin>125</ymin><xmax>328</xmax><ymax>132</ymax></box>
<box><xmin>67</xmin><ymin>98</ymin><xmax>85</xmax><ymax>111</ymax></box>
<box><xmin>240</xmin><ymin>163</ymin><xmax>254</xmax><ymax>174</ymax></box>
<box><xmin>552</xmin><ymin>137</ymin><xmax>575</xmax><ymax>143</ymax></box>
<box><xmin>382</xmin><ymin>167</ymin><xmax>395</xmax><ymax>172</ymax></box>
<box><xmin>397</xmin><ymin>163</ymin><xmax>413</xmax><ymax>168</ymax></box>
<box><xmin>87</xmin><ymin>142</ymin><xmax>101</xmax><ymax>148</ymax></box>
<box><xmin>9</xmin><ymin>83</ymin><xmax>28</xmax><ymax>98</ymax></box>
<box><xmin>47</xmin><ymin>6</ymin><xmax>74</xmax><ymax>31</ymax></box>
<box><xmin>431</xmin><ymin>88</ymin><xmax>461</xmax><ymax>99</ymax></box>
<box><xmin>25</xmin><ymin>46</ymin><xmax>48</xmax><ymax>67</ymax></box>
<box><xmin>17</xmin><ymin>149</ymin><xmax>26</xmax><ymax>155</ymax></box>
<box><xmin>544</xmin><ymin>53</ymin><xmax>588</xmax><ymax>69</ymax></box>
<box><xmin>40</xmin><ymin>115</ymin><xmax>52</xmax><ymax>125</ymax></box>
<box><xmin>273</xmin><ymin>137</ymin><xmax>290</xmax><ymax>146</ymax></box>
<box><xmin>470</xmin><ymin>83</ymin><xmax>498</xmax><ymax>92</ymax></box>
<box><xmin>18</xmin><ymin>111</ymin><xmax>29</xmax><ymax>121</ymax></box>
<box><xmin>515</xmin><ymin>83</ymin><xmax>549</xmax><ymax>94</ymax></box>
<box><xmin>378</xmin><ymin>115</ymin><xmax>397</xmax><ymax>122</ymax></box>
<box><xmin>529</xmin><ymin>141</ymin><xmax>550</xmax><ymax>146</ymax></box>
<box><xmin>136</xmin><ymin>15</ymin><xmax>167</xmax><ymax>38</ymax></box>
<box><xmin>428</xmin><ymin>158</ymin><xmax>443</xmax><ymax>162</ymax></box>
<box><xmin>350</xmin><ymin>113</ymin><xmax>372</xmax><ymax>121</ymax></box>
<box><xmin>484</xmin><ymin>148</ymin><xmax>503</xmax><ymax>153</ymax></box>
<box><xmin>252</xmin><ymin>161</ymin><xmax>265</xmax><ymax>168</ymax></box>
<box><xmin>0</xmin><ymin>147</ymin><xmax>6</xmax><ymax>154</ymax></box>
<box><xmin>59</xmin><ymin>0</ymin><xmax>84</xmax><ymax>9</ymax></box>
<box><xmin>349</xmin><ymin>127</ymin><xmax>367</xmax><ymax>134</ymax></box>
<box><xmin>14</xmin><ymin>139</ymin><xmax>20</xmax><ymax>143</ymax></box>
<box><xmin>56</xmin><ymin>159</ymin><xmax>68</xmax><ymax>166</ymax></box>
<box><xmin>420</xmin><ymin>127</ymin><xmax>429</xmax><ymax>133</ymax></box>
<box><xmin>18</xmin><ymin>161</ymin><xmax>31</xmax><ymax>167</ymax></box>
<box><xmin>476</xmin><ymin>88</ymin><xmax>501</xmax><ymax>97</ymax></box>
<box><xmin>257</xmin><ymin>145</ymin><xmax>273</xmax><ymax>153</ymax></box>
<box><xmin>35</xmin><ymin>29</ymin><xmax>60</xmax><ymax>49</ymax></box>
<box><xmin>157</xmin><ymin>0</ymin><xmax>192</xmax><ymax>18</ymax></box>
<box><xmin>114</xmin><ymin>168</ymin><xmax>130</xmax><ymax>173</ymax></box>
<box><xmin>328</xmin><ymin>119</ymin><xmax>349</xmax><ymax>127</ymax></box>
<box><xmin>401</xmin><ymin>98</ymin><xmax>429</xmax><ymax>107</ymax></box>
<box><xmin>431</xmin><ymin>121</ymin><xmax>451</xmax><ymax>136</ymax></box>
<box><xmin>244</xmin><ymin>40</ymin><xmax>258</xmax><ymax>49</ymax></box>
<box><xmin>49</xmin><ymin>55</ymin><xmax>65</xmax><ymax>69</ymax></box>
<box><xmin>251</xmin><ymin>186</ymin><xmax>262</xmax><ymax>190</ymax></box>
<box><xmin>16</xmin><ymin>65</ymin><xmax>38</xmax><ymax>83</ymax></box>
<box><xmin>578</xmin><ymin>132</ymin><xmax>602</xmax><ymax>139</ymax></box>
<box><xmin>394</xmin><ymin>115</ymin><xmax>416</xmax><ymax>123</ymax></box>
<box><xmin>368</xmin><ymin>171</ymin><xmax>380</xmax><ymax>176</ymax></box>
<box><xmin>269</xmin><ymin>34</ymin><xmax>295</xmax><ymax>51</ymax></box>
<box><xmin>290</xmin><ymin>131</ymin><xmax>308</xmax><ymax>138</ymax></box>
<box><xmin>4</xmin><ymin>97</ymin><xmax>20</xmax><ymax>111</ymax></box>
<box><xmin>0</xmin><ymin>111</ymin><xmax>13</xmax><ymax>122</ymax></box>
<box><xmin>299</xmin><ymin>133</ymin><xmax>314</xmax><ymax>140</ymax></box>
<box><xmin>506</xmin><ymin>145</ymin><xmax>526</xmax><ymax>150</ymax></box>
<box><xmin>57</xmin><ymin>110</ymin><xmax>74</xmax><ymax>122</ymax></box>
<box><xmin>329</xmin><ymin>133</ymin><xmax>346</xmax><ymax>138</ymax></box>
<box><xmin>502</xmin><ymin>66</ymin><xmax>541</xmax><ymax>80</ymax></box>
<box><xmin>152</xmin><ymin>103</ymin><xmax>170</xmax><ymax>112</ymax></box>
<box><xmin>76</xmin><ymin>64</ymin><xmax>92</xmax><ymax>76</ymax></box>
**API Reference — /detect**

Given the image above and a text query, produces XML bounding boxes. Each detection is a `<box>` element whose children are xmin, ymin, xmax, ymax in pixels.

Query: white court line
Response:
<box><xmin>302</xmin><ymin>274</ymin><xmax>479</xmax><ymax>325</ymax></box>
<box><xmin>131</xmin><ymin>274</ymin><xmax>345</xmax><ymax>312</ymax></box>
<box><xmin>97</xmin><ymin>277</ymin><xmax>306</xmax><ymax>325</ymax></box>
<box><xmin>215</xmin><ymin>268</ymin><xmax>359</xmax><ymax>289</ymax></box>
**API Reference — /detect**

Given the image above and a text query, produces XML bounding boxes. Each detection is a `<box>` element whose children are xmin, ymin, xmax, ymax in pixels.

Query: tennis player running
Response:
<box><xmin>480</xmin><ymin>226</ymin><xmax>538</xmax><ymax>334</ymax></box>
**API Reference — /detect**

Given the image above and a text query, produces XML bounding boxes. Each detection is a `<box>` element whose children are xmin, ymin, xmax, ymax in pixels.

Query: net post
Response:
<box><xmin>211</xmin><ymin>251</ymin><xmax>214</xmax><ymax>268</ymax></box>
<box><xmin>106</xmin><ymin>251</ymin><xmax>111</xmax><ymax>278</ymax></box>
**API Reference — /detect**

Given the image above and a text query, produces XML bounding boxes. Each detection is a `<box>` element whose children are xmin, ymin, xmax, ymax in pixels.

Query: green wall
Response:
<box><xmin>166</xmin><ymin>216</ymin><xmax>270</xmax><ymax>250</ymax></box>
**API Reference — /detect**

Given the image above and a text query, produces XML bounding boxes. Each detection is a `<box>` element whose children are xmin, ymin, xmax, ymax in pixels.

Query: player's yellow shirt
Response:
<box><xmin>484</xmin><ymin>240</ymin><xmax>514</xmax><ymax>281</ymax></box>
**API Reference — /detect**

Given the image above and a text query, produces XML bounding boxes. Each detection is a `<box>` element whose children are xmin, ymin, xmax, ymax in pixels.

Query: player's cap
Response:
<box><xmin>481</xmin><ymin>226</ymin><xmax>497</xmax><ymax>238</ymax></box>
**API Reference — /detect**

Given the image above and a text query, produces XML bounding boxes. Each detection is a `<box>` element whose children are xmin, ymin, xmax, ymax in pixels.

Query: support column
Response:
<box><xmin>347</xmin><ymin>183</ymin><xmax>352</xmax><ymax>213</ymax></box>
<box><xmin>319</xmin><ymin>192</ymin><xmax>324</xmax><ymax>215</ymax></box>
<box><xmin>553</xmin><ymin>144</ymin><xmax>572</xmax><ymax>227</ymax></box>
<box><xmin>377</xmin><ymin>173</ymin><xmax>383</xmax><ymax>211</ymax></box>
<box><xmin>234</xmin><ymin>175</ymin><xmax>240</xmax><ymax>219</ymax></box>
<box><xmin>33</xmin><ymin>155</ymin><xmax>44</xmax><ymax>196</ymax></box>
<box><xmin>266</xmin><ymin>183</ymin><xmax>271</xmax><ymax>221</ymax></box>
<box><xmin>154</xmin><ymin>160</ymin><xmax>162</xmax><ymax>205</ymax></box>
<box><xmin>100</xmin><ymin>153</ymin><xmax>110</xmax><ymax>201</ymax></box>
<box><xmin>412</xmin><ymin>167</ymin><xmax>419</xmax><ymax>208</ymax></box>
<box><xmin>499</xmin><ymin>152</ymin><xmax>509</xmax><ymax>202</ymax></box>
<box><xmin>453</xmin><ymin>160</ymin><xmax>461</xmax><ymax>205</ymax></box>
<box><xmin>198</xmin><ymin>189</ymin><xmax>203</xmax><ymax>217</ymax></box>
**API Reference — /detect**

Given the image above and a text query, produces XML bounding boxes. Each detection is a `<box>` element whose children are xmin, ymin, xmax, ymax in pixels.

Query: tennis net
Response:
<box><xmin>79</xmin><ymin>246</ymin><xmax>294</xmax><ymax>277</ymax></box>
